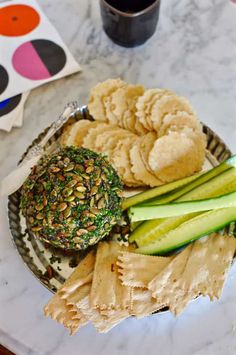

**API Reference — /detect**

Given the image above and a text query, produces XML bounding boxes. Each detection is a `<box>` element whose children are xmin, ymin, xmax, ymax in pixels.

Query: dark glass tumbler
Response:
<box><xmin>100</xmin><ymin>0</ymin><xmax>161</xmax><ymax>48</ymax></box>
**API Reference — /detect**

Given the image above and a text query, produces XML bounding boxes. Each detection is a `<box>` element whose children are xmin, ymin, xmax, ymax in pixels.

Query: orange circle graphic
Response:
<box><xmin>0</xmin><ymin>4</ymin><xmax>40</xmax><ymax>37</ymax></box>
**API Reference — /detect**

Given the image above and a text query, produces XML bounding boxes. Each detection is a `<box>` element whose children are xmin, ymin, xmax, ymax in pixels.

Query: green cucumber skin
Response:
<box><xmin>142</xmin><ymin>161</ymin><xmax>235</xmax><ymax>206</ymax></box>
<box><xmin>136</xmin><ymin>207</ymin><xmax>236</xmax><ymax>255</ymax></box>
<box><xmin>126</xmin><ymin>155</ymin><xmax>236</xmax><ymax>210</ymax></box>
<box><xmin>129</xmin><ymin>168</ymin><xmax>236</xmax><ymax>245</ymax></box>
<box><xmin>129</xmin><ymin>190</ymin><xmax>236</xmax><ymax>222</ymax></box>
<box><xmin>122</xmin><ymin>173</ymin><xmax>202</xmax><ymax>210</ymax></box>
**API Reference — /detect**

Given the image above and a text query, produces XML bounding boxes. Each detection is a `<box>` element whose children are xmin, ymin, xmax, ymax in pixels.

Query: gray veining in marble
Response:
<box><xmin>0</xmin><ymin>0</ymin><xmax>236</xmax><ymax>354</ymax></box>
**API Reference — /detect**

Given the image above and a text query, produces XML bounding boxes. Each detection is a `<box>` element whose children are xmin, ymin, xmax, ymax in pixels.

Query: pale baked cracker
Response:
<box><xmin>131</xmin><ymin>288</ymin><xmax>167</xmax><ymax>318</ymax></box>
<box><xmin>44</xmin><ymin>293</ymin><xmax>87</xmax><ymax>335</ymax></box>
<box><xmin>136</xmin><ymin>89</ymin><xmax>172</xmax><ymax>131</ymax></box>
<box><xmin>110</xmin><ymin>136</ymin><xmax>143</xmax><ymax>187</ymax></box>
<box><xmin>139</xmin><ymin>132</ymin><xmax>160</xmax><ymax>176</ymax></box>
<box><xmin>90</xmin><ymin>241</ymin><xmax>132</xmax><ymax>310</ymax></box>
<box><xmin>150</xmin><ymin>94</ymin><xmax>195</xmax><ymax>132</ymax></box>
<box><xmin>78</xmin><ymin>295</ymin><xmax>129</xmax><ymax>333</ymax></box>
<box><xmin>108</xmin><ymin>84</ymin><xmax>145</xmax><ymax>132</ymax></box>
<box><xmin>88</xmin><ymin>78</ymin><xmax>126</xmax><ymax>121</ymax></box>
<box><xmin>158</xmin><ymin>111</ymin><xmax>202</xmax><ymax>137</ymax></box>
<box><xmin>82</xmin><ymin>122</ymin><xmax>110</xmax><ymax>150</ymax></box>
<box><xmin>117</xmin><ymin>252</ymin><xmax>173</xmax><ymax>288</ymax></box>
<box><xmin>148</xmin><ymin>244</ymin><xmax>193</xmax><ymax>313</ymax></box>
<box><xmin>60</xmin><ymin>120</ymin><xmax>93</xmax><ymax>147</ymax></box>
<box><xmin>172</xmin><ymin>234</ymin><xmax>236</xmax><ymax>315</ymax></box>
<box><xmin>102</xmin><ymin>129</ymin><xmax>136</xmax><ymax>161</ymax></box>
<box><xmin>130</xmin><ymin>138</ymin><xmax>163</xmax><ymax>187</ymax></box>
<box><xmin>148</xmin><ymin>131</ymin><xmax>204</xmax><ymax>182</ymax></box>
<box><xmin>58</xmin><ymin>250</ymin><xmax>96</xmax><ymax>299</ymax></box>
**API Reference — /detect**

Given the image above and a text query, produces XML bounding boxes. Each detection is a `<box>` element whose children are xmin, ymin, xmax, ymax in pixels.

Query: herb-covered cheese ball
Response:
<box><xmin>21</xmin><ymin>147</ymin><xmax>123</xmax><ymax>250</ymax></box>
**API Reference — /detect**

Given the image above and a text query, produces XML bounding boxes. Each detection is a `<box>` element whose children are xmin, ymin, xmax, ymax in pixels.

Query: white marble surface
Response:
<box><xmin>1</xmin><ymin>0</ymin><xmax>236</xmax><ymax>354</ymax></box>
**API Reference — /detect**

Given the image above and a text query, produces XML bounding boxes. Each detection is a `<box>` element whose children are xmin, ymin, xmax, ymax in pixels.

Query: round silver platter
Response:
<box><xmin>8</xmin><ymin>105</ymin><xmax>233</xmax><ymax>301</ymax></box>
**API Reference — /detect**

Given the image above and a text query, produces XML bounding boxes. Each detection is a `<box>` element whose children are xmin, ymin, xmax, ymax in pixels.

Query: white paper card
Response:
<box><xmin>0</xmin><ymin>0</ymin><xmax>81</xmax><ymax>101</ymax></box>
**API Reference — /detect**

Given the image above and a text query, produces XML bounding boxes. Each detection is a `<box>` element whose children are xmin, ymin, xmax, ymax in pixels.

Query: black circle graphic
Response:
<box><xmin>0</xmin><ymin>94</ymin><xmax>22</xmax><ymax>117</ymax></box>
<box><xmin>32</xmin><ymin>39</ymin><xmax>67</xmax><ymax>76</ymax></box>
<box><xmin>0</xmin><ymin>65</ymin><xmax>9</xmax><ymax>95</ymax></box>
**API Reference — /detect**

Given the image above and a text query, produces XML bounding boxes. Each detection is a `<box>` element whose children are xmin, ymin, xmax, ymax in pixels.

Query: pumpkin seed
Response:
<box><xmin>76</xmin><ymin>229</ymin><xmax>88</xmax><ymax>236</ymax></box>
<box><xmin>66</xmin><ymin>180</ymin><xmax>77</xmax><ymax>188</ymax></box>
<box><xmin>50</xmin><ymin>166</ymin><xmax>60</xmax><ymax>173</ymax></box>
<box><xmin>74</xmin><ymin>191</ymin><xmax>85</xmax><ymax>199</ymax></box>
<box><xmin>58</xmin><ymin>202</ymin><xmax>67</xmax><ymax>212</ymax></box>
<box><xmin>98</xmin><ymin>198</ymin><xmax>105</xmax><ymax>209</ymax></box>
<box><xmin>64</xmin><ymin>163</ymin><xmax>75</xmax><ymax>172</ymax></box>
<box><xmin>65</xmin><ymin>195</ymin><xmax>75</xmax><ymax>202</ymax></box>
<box><xmin>86</xmin><ymin>166</ymin><xmax>93</xmax><ymax>174</ymax></box>
<box><xmin>35</xmin><ymin>203</ymin><xmax>44</xmax><ymax>211</ymax></box>
<box><xmin>32</xmin><ymin>226</ymin><xmax>42</xmax><ymax>232</ymax></box>
<box><xmin>91</xmin><ymin>186</ymin><xmax>98</xmax><ymax>195</ymax></box>
<box><xmin>63</xmin><ymin>188</ymin><xmax>73</xmax><ymax>197</ymax></box>
<box><xmin>64</xmin><ymin>207</ymin><xmax>71</xmax><ymax>218</ymax></box>
<box><xmin>36</xmin><ymin>212</ymin><xmax>44</xmax><ymax>220</ymax></box>
<box><xmin>76</xmin><ymin>186</ymin><xmax>86</xmax><ymax>192</ymax></box>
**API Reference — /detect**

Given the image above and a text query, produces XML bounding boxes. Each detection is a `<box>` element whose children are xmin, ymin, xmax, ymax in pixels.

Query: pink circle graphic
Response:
<box><xmin>12</xmin><ymin>39</ymin><xmax>67</xmax><ymax>80</ymax></box>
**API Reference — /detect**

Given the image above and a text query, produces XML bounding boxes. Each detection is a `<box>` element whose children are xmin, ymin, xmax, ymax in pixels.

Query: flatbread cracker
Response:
<box><xmin>90</xmin><ymin>241</ymin><xmax>132</xmax><ymax>310</ymax></box>
<box><xmin>148</xmin><ymin>244</ymin><xmax>193</xmax><ymax>314</ymax></box>
<box><xmin>130</xmin><ymin>138</ymin><xmax>163</xmax><ymax>187</ymax></box>
<box><xmin>131</xmin><ymin>288</ymin><xmax>166</xmax><ymax>318</ymax></box>
<box><xmin>58</xmin><ymin>250</ymin><xmax>96</xmax><ymax>298</ymax></box>
<box><xmin>117</xmin><ymin>251</ymin><xmax>173</xmax><ymax>288</ymax></box>
<box><xmin>150</xmin><ymin>94</ymin><xmax>195</xmax><ymax>132</ymax></box>
<box><xmin>148</xmin><ymin>131</ymin><xmax>204</xmax><ymax>182</ymax></box>
<box><xmin>44</xmin><ymin>293</ymin><xmax>87</xmax><ymax>335</ymax></box>
<box><xmin>158</xmin><ymin>111</ymin><xmax>202</xmax><ymax>137</ymax></box>
<box><xmin>172</xmin><ymin>234</ymin><xmax>236</xmax><ymax>315</ymax></box>
<box><xmin>44</xmin><ymin>250</ymin><xmax>96</xmax><ymax>334</ymax></box>
<box><xmin>88</xmin><ymin>78</ymin><xmax>126</xmax><ymax>121</ymax></box>
<box><xmin>78</xmin><ymin>295</ymin><xmax>129</xmax><ymax>333</ymax></box>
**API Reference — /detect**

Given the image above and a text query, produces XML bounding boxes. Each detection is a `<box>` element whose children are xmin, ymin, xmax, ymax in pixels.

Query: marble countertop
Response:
<box><xmin>1</xmin><ymin>0</ymin><xmax>236</xmax><ymax>354</ymax></box>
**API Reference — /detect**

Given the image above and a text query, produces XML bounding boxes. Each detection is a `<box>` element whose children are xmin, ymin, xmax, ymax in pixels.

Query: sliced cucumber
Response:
<box><xmin>122</xmin><ymin>173</ymin><xmax>202</xmax><ymax>210</ymax></box>
<box><xmin>129</xmin><ymin>167</ymin><xmax>236</xmax><ymax>245</ymax></box>
<box><xmin>123</xmin><ymin>155</ymin><xmax>236</xmax><ymax>210</ymax></box>
<box><xmin>129</xmin><ymin>190</ymin><xmax>236</xmax><ymax>222</ymax></box>
<box><xmin>135</xmin><ymin>207</ymin><xmax>236</xmax><ymax>255</ymax></box>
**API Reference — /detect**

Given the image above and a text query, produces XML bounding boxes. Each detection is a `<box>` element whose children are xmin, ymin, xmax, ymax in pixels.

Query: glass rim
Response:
<box><xmin>100</xmin><ymin>0</ymin><xmax>160</xmax><ymax>18</ymax></box>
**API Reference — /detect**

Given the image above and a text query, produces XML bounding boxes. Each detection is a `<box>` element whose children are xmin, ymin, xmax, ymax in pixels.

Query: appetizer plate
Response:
<box><xmin>8</xmin><ymin>105</ymin><xmax>232</xmax><ymax>296</ymax></box>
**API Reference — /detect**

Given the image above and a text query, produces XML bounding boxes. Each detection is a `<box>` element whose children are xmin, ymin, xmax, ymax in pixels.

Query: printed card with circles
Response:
<box><xmin>0</xmin><ymin>0</ymin><xmax>81</xmax><ymax>103</ymax></box>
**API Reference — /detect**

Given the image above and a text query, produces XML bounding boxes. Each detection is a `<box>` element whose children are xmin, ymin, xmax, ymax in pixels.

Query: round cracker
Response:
<box><xmin>111</xmin><ymin>136</ymin><xmax>143</xmax><ymax>187</ymax></box>
<box><xmin>136</xmin><ymin>89</ymin><xmax>172</xmax><ymax>131</ymax></box>
<box><xmin>130</xmin><ymin>138</ymin><xmax>163</xmax><ymax>187</ymax></box>
<box><xmin>159</xmin><ymin>111</ymin><xmax>202</xmax><ymax>137</ymax></box>
<box><xmin>150</xmin><ymin>95</ymin><xmax>195</xmax><ymax>132</ymax></box>
<box><xmin>139</xmin><ymin>132</ymin><xmax>161</xmax><ymax>177</ymax></box>
<box><xmin>82</xmin><ymin>122</ymin><xmax>109</xmax><ymax>150</ymax></box>
<box><xmin>60</xmin><ymin>120</ymin><xmax>95</xmax><ymax>147</ymax></box>
<box><xmin>107</xmin><ymin>84</ymin><xmax>144</xmax><ymax>132</ymax></box>
<box><xmin>88</xmin><ymin>78</ymin><xmax>126</xmax><ymax>121</ymax></box>
<box><xmin>102</xmin><ymin>130</ymin><xmax>137</xmax><ymax>161</ymax></box>
<box><xmin>94</xmin><ymin>126</ymin><xmax>123</xmax><ymax>152</ymax></box>
<box><xmin>148</xmin><ymin>131</ymin><xmax>204</xmax><ymax>182</ymax></box>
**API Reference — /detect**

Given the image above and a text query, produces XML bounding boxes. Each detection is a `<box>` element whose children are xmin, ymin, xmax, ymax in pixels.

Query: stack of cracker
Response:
<box><xmin>44</xmin><ymin>234</ymin><xmax>236</xmax><ymax>334</ymax></box>
<box><xmin>60</xmin><ymin>79</ymin><xmax>206</xmax><ymax>187</ymax></box>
